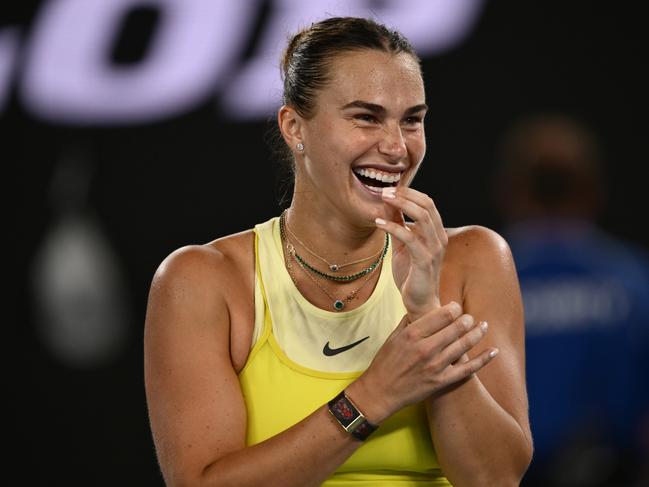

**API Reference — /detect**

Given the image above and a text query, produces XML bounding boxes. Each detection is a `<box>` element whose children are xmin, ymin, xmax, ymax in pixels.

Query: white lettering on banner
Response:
<box><xmin>522</xmin><ymin>278</ymin><xmax>631</xmax><ymax>334</ymax></box>
<box><xmin>10</xmin><ymin>0</ymin><xmax>483</xmax><ymax>123</ymax></box>
<box><xmin>222</xmin><ymin>0</ymin><xmax>485</xmax><ymax>118</ymax></box>
<box><xmin>219</xmin><ymin>0</ymin><xmax>372</xmax><ymax>118</ymax></box>
<box><xmin>374</xmin><ymin>0</ymin><xmax>484</xmax><ymax>55</ymax></box>
<box><xmin>0</xmin><ymin>28</ymin><xmax>20</xmax><ymax>112</ymax></box>
<box><xmin>21</xmin><ymin>0</ymin><xmax>254</xmax><ymax>123</ymax></box>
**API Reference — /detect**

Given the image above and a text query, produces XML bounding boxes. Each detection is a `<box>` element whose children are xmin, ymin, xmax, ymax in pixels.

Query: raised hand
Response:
<box><xmin>375</xmin><ymin>186</ymin><xmax>447</xmax><ymax>320</ymax></box>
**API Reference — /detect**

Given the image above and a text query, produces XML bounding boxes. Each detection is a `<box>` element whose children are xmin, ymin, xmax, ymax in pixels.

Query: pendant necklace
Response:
<box><xmin>284</xmin><ymin>242</ymin><xmax>379</xmax><ymax>311</ymax></box>
<box><xmin>280</xmin><ymin>210</ymin><xmax>389</xmax><ymax>283</ymax></box>
<box><xmin>279</xmin><ymin>212</ymin><xmax>385</xmax><ymax>311</ymax></box>
<box><xmin>283</xmin><ymin>209</ymin><xmax>384</xmax><ymax>272</ymax></box>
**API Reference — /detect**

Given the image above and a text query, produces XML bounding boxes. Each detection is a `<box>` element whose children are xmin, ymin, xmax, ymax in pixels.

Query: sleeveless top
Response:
<box><xmin>238</xmin><ymin>217</ymin><xmax>451</xmax><ymax>486</ymax></box>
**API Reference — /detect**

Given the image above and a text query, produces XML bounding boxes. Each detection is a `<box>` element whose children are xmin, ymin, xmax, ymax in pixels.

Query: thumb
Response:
<box><xmin>383</xmin><ymin>201</ymin><xmax>405</xmax><ymax>226</ymax></box>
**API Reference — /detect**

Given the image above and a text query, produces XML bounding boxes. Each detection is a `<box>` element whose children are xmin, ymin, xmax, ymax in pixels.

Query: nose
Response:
<box><xmin>378</xmin><ymin>123</ymin><xmax>407</xmax><ymax>161</ymax></box>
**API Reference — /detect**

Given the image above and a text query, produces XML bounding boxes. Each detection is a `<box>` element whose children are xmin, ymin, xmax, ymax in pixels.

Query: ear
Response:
<box><xmin>277</xmin><ymin>105</ymin><xmax>306</xmax><ymax>153</ymax></box>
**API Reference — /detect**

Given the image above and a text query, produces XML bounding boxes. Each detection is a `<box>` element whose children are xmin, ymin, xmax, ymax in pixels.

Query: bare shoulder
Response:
<box><xmin>445</xmin><ymin>225</ymin><xmax>514</xmax><ymax>273</ymax></box>
<box><xmin>150</xmin><ymin>229</ymin><xmax>255</xmax><ymax>306</ymax></box>
<box><xmin>151</xmin><ymin>244</ymin><xmax>224</xmax><ymax>294</ymax></box>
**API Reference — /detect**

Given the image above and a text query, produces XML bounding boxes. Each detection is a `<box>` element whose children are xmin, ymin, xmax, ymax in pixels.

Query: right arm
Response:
<box><xmin>144</xmin><ymin>245</ymin><xmax>492</xmax><ymax>487</ymax></box>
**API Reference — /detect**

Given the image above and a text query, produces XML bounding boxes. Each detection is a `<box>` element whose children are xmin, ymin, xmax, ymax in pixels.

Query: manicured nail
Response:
<box><xmin>480</xmin><ymin>321</ymin><xmax>488</xmax><ymax>332</ymax></box>
<box><xmin>489</xmin><ymin>348</ymin><xmax>499</xmax><ymax>358</ymax></box>
<box><xmin>448</xmin><ymin>301</ymin><xmax>462</xmax><ymax>318</ymax></box>
<box><xmin>382</xmin><ymin>187</ymin><xmax>396</xmax><ymax>199</ymax></box>
<box><xmin>375</xmin><ymin>217</ymin><xmax>386</xmax><ymax>225</ymax></box>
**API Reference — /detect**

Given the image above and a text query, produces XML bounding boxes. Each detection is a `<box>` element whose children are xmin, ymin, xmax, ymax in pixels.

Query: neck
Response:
<box><xmin>285</xmin><ymin>199</ymin><xmax>385</xmax><ymax>262</ymax></box>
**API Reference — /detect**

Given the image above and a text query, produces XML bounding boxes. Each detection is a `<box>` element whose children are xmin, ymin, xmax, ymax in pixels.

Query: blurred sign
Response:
<box><xmin>522</xmin><ymin>277</ymin><xmax>631</xmax><ymax>333</ymax></box>
<box><xmin>2</xmin><ymin>0</ymin><xmax>483</xmax><ymax>124</ymax></box>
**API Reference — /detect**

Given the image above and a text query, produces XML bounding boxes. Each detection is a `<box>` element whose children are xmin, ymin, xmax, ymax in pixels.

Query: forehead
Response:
<box><xmin>319</xmin><ymin>50</ymin><xmax>425</xmax><ymax>110</ymax></box>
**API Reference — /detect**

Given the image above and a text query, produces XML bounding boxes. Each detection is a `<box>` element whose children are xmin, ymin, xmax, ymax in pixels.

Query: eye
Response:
<box><xmin>354</xmin><ymin>113</ymin><xmax>379</xmax><ymax>124</ymax></box>
<box><xmin>403</xmin><ymin>116</ymin><xmax>423</xmax><ymax>127</ymax></box>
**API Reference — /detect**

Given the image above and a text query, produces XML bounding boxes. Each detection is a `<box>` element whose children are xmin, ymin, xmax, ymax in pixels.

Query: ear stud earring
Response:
<box><xmin>296</xmin><ymin>143</ymin><xmax>304</xmax><ymax>151</ymax></box>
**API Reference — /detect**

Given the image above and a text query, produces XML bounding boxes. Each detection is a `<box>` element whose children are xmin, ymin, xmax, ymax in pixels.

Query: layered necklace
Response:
<box><xmin>284</xmin><ymin>214</ymin><xmax>386</xmax><ymax>273</ymax></box>
<box><xmin>281</xmin><ymin>210</ymin><xmax>389</xmax><ymax>282</ymax></box>
<box><xmin>279</xmin><ymin>210</ymin><xmax>390</xmax><ymax>311</ymax></box>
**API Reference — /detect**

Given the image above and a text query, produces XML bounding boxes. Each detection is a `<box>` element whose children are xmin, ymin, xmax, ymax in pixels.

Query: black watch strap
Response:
<box><xmin>327</xmin><ymin>390</ymin><xmax>378</xmax><ymax>441</ymax></box>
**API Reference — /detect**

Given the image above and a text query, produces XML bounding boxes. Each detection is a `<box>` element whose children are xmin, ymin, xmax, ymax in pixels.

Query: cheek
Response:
<box><xmin>344</xmin><ymin>127</ymin><xmax>388</xmax><ymax>155</ymax></box>
<box><xmin>318</xmin><ymin>128</ymin><xmax>375</xmax><ymax>162</ymax></box>
<box><xmin>408</xmin><ymin>132</ymin><xmax>426</xmax><ymax>157</ymax></box>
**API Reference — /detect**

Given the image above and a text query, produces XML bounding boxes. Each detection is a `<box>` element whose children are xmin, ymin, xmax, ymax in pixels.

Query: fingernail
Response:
<box><xmin>382</xmin><ymin>187</ymin><xmax>396</xmax><ymax>199</ymax></box>
<box><xmin>375</xmin><ymin>217</ymin><xmax>386</xmax><ymax>225</ymax></box>
<box><xmin>480</xmin><ymin>321</ymin><xmax>488</xmax><ymax>332</ymax></box>
<box><xmin>489</xmin><ymin>348</ymin><xmax>499</xmax><ymax>358</ymax></box>
<box><xmin>448</xmin><ymin>301</ymin><xmax>462</xmax><ymax>318</ymax></box>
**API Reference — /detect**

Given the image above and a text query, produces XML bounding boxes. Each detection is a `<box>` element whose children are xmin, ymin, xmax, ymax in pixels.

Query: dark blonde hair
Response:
<box><xmin>281</xmin><ymin>16</ymin><xmax>420</xmax><ymax>118</ymax></box>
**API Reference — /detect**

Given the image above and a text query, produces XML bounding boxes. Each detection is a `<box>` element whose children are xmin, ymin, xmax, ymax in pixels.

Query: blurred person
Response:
<box><xmin>493</xmin><ymin>114</ymin><xmax>649</xmax><ymax>486</ymax></box>
<box><xmin>144</xmin><ymin>17</ymin><xmax>532</xmax><ymax>486</ymax></box>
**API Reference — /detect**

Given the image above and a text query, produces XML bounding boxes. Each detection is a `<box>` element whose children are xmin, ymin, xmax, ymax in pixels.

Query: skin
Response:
<box><xmin>144</xmin><ymin>49</ymin><xmax>533</xmax><ymax>487</ymax></box>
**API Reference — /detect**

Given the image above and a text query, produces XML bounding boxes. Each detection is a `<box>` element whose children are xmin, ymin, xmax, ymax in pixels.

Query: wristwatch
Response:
<box><xmin>327</xmin><ymin>390</ymin><xmax>378</xmax><ymax>441</ymax></box>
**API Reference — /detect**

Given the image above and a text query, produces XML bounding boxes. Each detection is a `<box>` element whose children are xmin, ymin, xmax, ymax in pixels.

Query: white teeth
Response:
<box><xmin>354</xmin><ymin>167</ymin><xmax>402</xmax><ymax>183</ymax></box>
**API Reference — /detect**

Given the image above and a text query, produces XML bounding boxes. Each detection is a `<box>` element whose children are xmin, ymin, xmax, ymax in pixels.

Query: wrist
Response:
<box><xmin>346</xmin><ymin>376</ymin><xmax>392</xmax><ymax>424</ymax></box>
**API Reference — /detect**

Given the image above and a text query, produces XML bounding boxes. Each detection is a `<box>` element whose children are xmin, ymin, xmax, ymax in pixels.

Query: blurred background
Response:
<box><xmin>8</xmin><ymin>1</ymin><xmax>648</xmax><ymax>485</ymax></box>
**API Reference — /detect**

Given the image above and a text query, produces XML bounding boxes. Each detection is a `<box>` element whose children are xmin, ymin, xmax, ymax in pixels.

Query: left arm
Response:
<box><xmin>378</xmin><ymin>188</ymin><xmax>532</xmax><ymax>486</ymax></box>
<box><xmin>426</xmin><ymin>227</ymin><xmax>532</xmax><ymax>487</ymax></box>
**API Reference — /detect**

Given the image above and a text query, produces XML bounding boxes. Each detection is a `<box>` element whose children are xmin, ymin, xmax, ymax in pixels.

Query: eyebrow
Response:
<box><xmin>340</xmin><ymin>100</ymin><xmax>428</xmax><ymax>116</ymax></box>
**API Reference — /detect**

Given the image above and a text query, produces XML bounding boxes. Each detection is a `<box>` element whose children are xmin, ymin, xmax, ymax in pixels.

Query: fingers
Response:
<box><xmin>407</xmin><ymin>301</ymin><xmax>463</xmax><ymax>337</ymax></box>
<box><xmin>381</xmin><ymin>192</ymin><xmax>406</xmax><ymax>226</ymax></box>
<box><xmin>376</xmin><ymin>187</ymin><xmax>446</xmax><ymax>266</ymax></box>
<box><xmin>410</xmin><ymin>307</ymin><xmax>491</xmax><ymax>366</ymax></box>
<box><xmin>375</xmin><ymin>217</ymin><xmax>424</xmax><ymax>252</ymax></box>
<box><xmin>381</xmin><ymin>187</ymin><xmax>445</xmax><ymax>241</ymax></box>
<box><xmin>383</xmin><ymin>188</ymin><xmax>431</xmax><ymax>225</ymax></box>
<box><xmin>433</xmin><ymin>314</ymin><xmax>480</xmax><ymax>351</ymax></box>
<box><xmin>443</xmin><ymin>347</ymin><xmax>499</xmax><ymax>385</ymax></box>
<box><xmin>438</xmin><ymin>320</ymin><xmax>490</xmax><ymax>366</ymax></box>
<box><xmin>409</xmin><ymin>305</ymin><xmax>496</xmax><ymax>381</ymax></box>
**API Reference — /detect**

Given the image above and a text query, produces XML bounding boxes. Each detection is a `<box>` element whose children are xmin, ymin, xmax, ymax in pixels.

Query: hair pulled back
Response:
<box><xmin>281</xmin><ymin>16</ymin><xmax>420</xmax><ymax>118</ymax></box>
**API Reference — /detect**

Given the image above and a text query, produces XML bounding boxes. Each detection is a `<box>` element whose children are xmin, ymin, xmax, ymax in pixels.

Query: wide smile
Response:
<box><xmin>352</xmin><ymin>167</ymin><xmax>402</xmax><ymax>197</ymax></box>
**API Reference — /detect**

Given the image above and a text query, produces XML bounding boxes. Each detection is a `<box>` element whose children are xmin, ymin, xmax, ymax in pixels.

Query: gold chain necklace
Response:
<box><xmin>282</xmin><ymin>209</ymin><xmax>385</xmax><ymax>272</ymax></box>
<box><xmin>280</xmin><ymin>210</ymin><xmax>389</xmax><ymax>282</ymax></box>
<box><xmin>285</xmin><ymin>245</ymin><xmax>378</xmax><ymax>312</ymax></box>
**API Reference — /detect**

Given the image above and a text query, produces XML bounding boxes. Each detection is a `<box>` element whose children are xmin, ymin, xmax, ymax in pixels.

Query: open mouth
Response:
<box><xmin>352</xmin><ymin>167</ymin><xmax>401</xmax><ymax>192</ymax></box>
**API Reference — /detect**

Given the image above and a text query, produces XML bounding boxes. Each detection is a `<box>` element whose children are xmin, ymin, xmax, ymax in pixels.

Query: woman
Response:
<box><xmin>144</xmin><ymin>17</ymin><xmax>532</xmax><ymax>487</ymax></box>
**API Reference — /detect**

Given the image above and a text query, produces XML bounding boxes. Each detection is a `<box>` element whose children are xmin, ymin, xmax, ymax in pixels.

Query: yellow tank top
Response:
<box><xmin>238</xmin><ymin>217</ymin><xmax>451</xmax><ymax>486</ymax></box>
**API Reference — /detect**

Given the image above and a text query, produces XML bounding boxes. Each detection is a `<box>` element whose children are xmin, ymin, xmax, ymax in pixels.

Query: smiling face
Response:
<box><xmin>284</xmin><ymin>49</ymin><xmax>427</xmax><ymax>226</ymax></box>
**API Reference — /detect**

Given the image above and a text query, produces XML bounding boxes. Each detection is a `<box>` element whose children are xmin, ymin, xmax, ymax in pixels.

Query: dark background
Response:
<box><xmin>9</xmin><ymin>1</ymin><xmax>648</xmax><ymax>485</ymax></box>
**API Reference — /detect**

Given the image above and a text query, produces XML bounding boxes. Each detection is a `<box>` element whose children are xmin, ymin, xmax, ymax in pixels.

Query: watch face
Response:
<box><xmin>330</xmin><ymin>394</ymin><xmax>358</xmax><ymax>427</ymax></box>
<box><xmin>328</xmin><ymin>391</ymin><xmax>377</xmax><ymax>441</ymax></box>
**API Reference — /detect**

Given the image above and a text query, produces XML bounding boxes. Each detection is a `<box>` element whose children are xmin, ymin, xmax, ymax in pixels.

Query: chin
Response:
<box><xmin>345</xmin><ymin>200</ymin><xmax>386</xmax><ymax>229</ymax></box>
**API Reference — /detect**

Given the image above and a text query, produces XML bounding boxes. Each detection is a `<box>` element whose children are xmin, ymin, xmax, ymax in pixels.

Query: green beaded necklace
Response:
<box><xmin>279</xmin><ymin>211</ymin><xmax>389</xmax><ymax>283</ymax></box>
<box><xmin>279</xmin><ymin>211</ymin><xmax>387</xmax><ymax>311</ymax></box>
